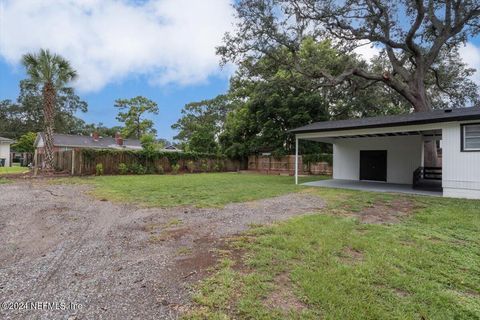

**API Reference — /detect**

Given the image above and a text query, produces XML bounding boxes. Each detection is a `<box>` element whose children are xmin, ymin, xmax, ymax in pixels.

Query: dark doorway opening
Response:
<box><xmin>360</xmin><ymin>150</ymin><xmax>387</xmax><ymax>182</ymax></box>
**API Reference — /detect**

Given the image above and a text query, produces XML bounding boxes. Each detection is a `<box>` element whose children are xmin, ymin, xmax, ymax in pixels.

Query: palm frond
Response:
<box><xmin>21</xmin><ymin>49</ymin><xmax>78</xmax><ymax>88</ymax></box>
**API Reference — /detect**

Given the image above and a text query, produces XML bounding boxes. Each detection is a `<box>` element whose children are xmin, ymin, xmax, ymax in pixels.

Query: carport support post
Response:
<box><xmin>295</xmin><ymin>136</ymin><xmax>298</xmax><ymax>185</ymax></box>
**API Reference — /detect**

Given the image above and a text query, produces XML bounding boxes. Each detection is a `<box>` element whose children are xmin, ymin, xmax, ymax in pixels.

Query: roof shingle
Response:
<box><xmin>290</xmin><ymin>107</ymin><xmax>480</xmax><ymax>134</ymax></box>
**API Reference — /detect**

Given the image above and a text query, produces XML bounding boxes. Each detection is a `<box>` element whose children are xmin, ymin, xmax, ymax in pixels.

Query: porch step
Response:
<box><xmin>413</xmin><ymin>167</ymin><xmax>443</xmax><ymax>191</ymax></box>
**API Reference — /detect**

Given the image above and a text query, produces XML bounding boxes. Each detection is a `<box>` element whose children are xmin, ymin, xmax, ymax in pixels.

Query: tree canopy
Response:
<box><xmin>11</xmin><ymin>132</ymin><xmax>37</xmax><ymax>153</ymax></box>
<box><xmin>218</xmin><ymin>0</ymin><xmax>480</xmax><ymax>111</ymax></box>
<box><xmin>0</xmin><ymin>80</ymin><xmax>88</xmax><ymax>139</ymax></box>
<box><xmin>115</xmin><ymin>96</ymin><xmax>159</xmax><ymax>139</ymax></box>
<box><xmin>175</xmin><ymin>40</ymin><xmax>412</xmax><ymax>158</ymax></box>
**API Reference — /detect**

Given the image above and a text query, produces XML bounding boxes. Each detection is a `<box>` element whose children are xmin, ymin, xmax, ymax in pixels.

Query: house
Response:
<box><xmin>34</xmin><ymin>132</ymin><xmax>142</xmax><ymax>153</ymax></box>
<box><xmin>0</xmin><ymin>136</ymin><xmax>14</xmax><ymax>167</ymax></box>
<box><xmin>291</xmin><ymin>107</ymin><xmax>480</xmax><ymax>200</ymax></box>
<box><xmin>163</xmin><ymin>144</ymin><xmax>182</xmax><ymax>152</ymax></box>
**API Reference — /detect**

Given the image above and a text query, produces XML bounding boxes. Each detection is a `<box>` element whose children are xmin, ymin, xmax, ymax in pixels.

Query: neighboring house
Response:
<box><xmin>291</xmin><ymin>107</ymin><xmax>480</xmax><ymax>200</ymax></box>
<box><xmin>163</xmin><ymin>144</ymin><xmax>182</xmax><ymax>152</ymax></box>
<box><xmin>0</xmin><ymin>136</ymin><xmax>14</xmax><ymax>167</ymax></box>
<box><xmin>34</xmin><ymin>132</ymin><xmax>142</xmax><ymax>153</ymax></box>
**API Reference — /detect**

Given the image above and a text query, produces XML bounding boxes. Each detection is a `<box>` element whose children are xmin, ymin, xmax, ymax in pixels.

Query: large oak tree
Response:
<box><xmin>219</xmin><ymin>0</ymin><xmax>480</xmax><ymax>111</ymax></box>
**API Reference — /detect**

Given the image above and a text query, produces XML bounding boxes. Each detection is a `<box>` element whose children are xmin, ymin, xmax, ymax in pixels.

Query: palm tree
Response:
<box><xmin>22</xmin><ymin>49</ymin><xmax>77</xmax><ymax>171</ymax></box>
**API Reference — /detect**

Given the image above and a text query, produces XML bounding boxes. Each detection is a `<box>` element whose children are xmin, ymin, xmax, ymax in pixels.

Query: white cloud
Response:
<box><xmin>354</xmin><ymin>42</ymin><xmax>381</xmax><ymax>62</ymax></box>
<box><xmin>0</xmin><ymin>0</ymin><xmax>235</xmax><ymax>92</ymax></box>
<box><xmin>459</xmin><ymin>42</ymin><xmax>480</xmax><ymax>86</ymax></box>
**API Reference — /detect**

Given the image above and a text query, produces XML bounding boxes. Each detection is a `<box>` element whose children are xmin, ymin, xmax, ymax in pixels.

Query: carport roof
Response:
<box><xmin>290</xmin><ymin>107</ymin><xmax>480</xmax><ymax>134</ymax></box>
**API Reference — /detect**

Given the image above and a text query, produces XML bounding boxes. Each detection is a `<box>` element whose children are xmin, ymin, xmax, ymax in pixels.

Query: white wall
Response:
<box><xmin>0</xmin><ymin>143</ymin><xmax>11</xmax><ymax>167</ymax></box>
<box><xmin>333</xmin><ymin>136</ymin><xmax>423</xmax><ymax>184</ymax></box>
<box><xmin>442</xmin><ymin>123</ymin><xmax>480</xmax><ymax>199</ymax></box>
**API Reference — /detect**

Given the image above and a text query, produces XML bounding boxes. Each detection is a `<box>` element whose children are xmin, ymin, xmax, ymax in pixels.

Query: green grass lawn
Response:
<box><xmin>61</xmin><ymin>173</ymin><xmax>328</xmax><ymax>208</ymax></box>
<box><xmin>187</xmin><ymin>189</ymin><xmax>480</xmax><ymax>320</ymax></box>
<box><xmin>0</xmin><ymin>166</ymin><xmax>30</xmax><ymax>175</ymax></box>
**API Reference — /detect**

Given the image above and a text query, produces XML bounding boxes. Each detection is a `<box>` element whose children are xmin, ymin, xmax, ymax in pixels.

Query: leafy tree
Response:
<box><xmin>219</xmin><ymin>0</ymin><xmax>480</xmax><ymax>111</ymax></box>
<box><xmin>219</xmin><ymin>1</ymin><xmax>480</xmax><ymax>163</ymax></box>
<box><xmin>115</xmin><ymin>96</ymin><xmax>159</xmax><ymax>139</ymax></box>
<box><xmin>175</xmin><ymin>40</ymin><xmax>411</xmax><ymax>158</ymax></box>
<box><xmin>0</xmin><ymin>99</ymin><xmax>22</xmax><ymax>138</ymax></box>
<box><xmin>11</xmin><ymin>132</ymin><xmax>37</xmax><ymax>153</ymax></box>
<box><xmin>157</xmin><ymin>138</ymin><xmax>171</xmax><ymax>148</ymax></box>
<box><xmin>140</xmin><ymin>133</ymin><xmax>160</xmax><ymax>154</ymax></box>
<box><xmin>22</xmin><ymin>49</ymin><xmax>77</xmax><ymax>170</ymax></box>
<box><xmin>172</xmin><ymin>95</ymin><xmax>235</xmax><ymax>153</ymax></box>
<box><xmin>19</xmin><ymin>80</ymin><xmax>87</xmax><ymax>132</ymax></box>
<box><xmin>1</xmin><ymin>81</ymin><xmax>88</xmax><ymax>139</ymax></box>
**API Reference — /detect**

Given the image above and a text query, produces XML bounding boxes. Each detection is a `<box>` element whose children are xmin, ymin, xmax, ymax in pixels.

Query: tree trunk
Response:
<box><xmin>43</xmin><ymin>82</ymin><xmax>56</xmax><ymax>171</ymax></box>
<box><xmin>408</xmin><ymin>79</ymin><xmax>439</xmax><ymax>167</ymax></box>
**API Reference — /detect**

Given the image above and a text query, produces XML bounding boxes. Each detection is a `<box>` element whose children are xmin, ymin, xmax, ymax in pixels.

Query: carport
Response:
<box><xmin>290</xmin><ymin>108</ymin><xmax>480</xmax><ymax>199</ymax></box>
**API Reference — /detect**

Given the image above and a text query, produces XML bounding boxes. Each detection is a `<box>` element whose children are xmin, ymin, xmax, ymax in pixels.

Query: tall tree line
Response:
<box><xmin>215</xmin><ymin>0</ymin><xmax>480</xmax><ymax>161</ymax></box>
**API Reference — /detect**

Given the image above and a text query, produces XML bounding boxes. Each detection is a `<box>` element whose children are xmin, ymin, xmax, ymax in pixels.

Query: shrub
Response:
<box><xmin>130</xmin><ymin>163</ymin><xmax>146</xmax><ymax>175</ymax></box>
<box><xmin>186</xmin><ymin>160</ymin><xmax>195</xmax><ymax>173</ymax></box>
<box><xmin>172</xmin><ymin>163</ymin><xmax>180</xmax><ymax>175</ymax></box>
<box><xmin>95</xmin><ymin>163</ymin><xmax>104</xmax><ymax>176</ymax></box>
<box><xmin>118</xmin><ymin>163</ymin><xmax>128</xmax><ymax>175</ymax></box>
<box><xmin>155</xmin><ymin>164</ymin><xmax>165</xmax><ymax>174</ymax></box>
<box><xmin>145</xmin><ymin>165</ymin><xmax>155</xmax><ymax>174</ymax></box>
<box><xmin>200</xmin><ymin>159</ymin><xmax>209</xmax><ymax>172</ymax></box>
<box><xmin>213</xmin><ymin>163</ymin><xmax>220</xmax><ymax>172</ymax></box>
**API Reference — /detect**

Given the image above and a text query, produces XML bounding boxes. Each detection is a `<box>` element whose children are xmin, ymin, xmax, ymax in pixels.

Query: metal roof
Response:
<box><xmin>36</xmin><ymin>133</ymin><xmax>142</xmax><ymax>149</ymax></box>
<box><xmin>290</xmin><ymin>107</ymin><xmax>480</xmax><ymax>134</ymax></box>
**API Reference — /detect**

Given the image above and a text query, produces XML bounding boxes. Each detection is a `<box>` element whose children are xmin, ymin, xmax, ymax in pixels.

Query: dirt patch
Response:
<box><xmin>338</xmin><ymin>247</ymin><xmax>364</xmax><ymax>264</ymax></box>
<box><xmin>0</xmin><ymin>181</ymin><xmax>324</xmax><ymax>320</ymax></box>
<box><xmin>393</xmin><ymin>288</ymin><xmax>410</xmax><ymax>297</ymax></box>
<box><xmin>350</xmin><ymin>198</ymin><xmax>416</xmax><ymax>224</ymax></box>
<box><xmin>263</xmin><ymin>272</ymin><xmax>307</xmax><ymax>314</ymax></box>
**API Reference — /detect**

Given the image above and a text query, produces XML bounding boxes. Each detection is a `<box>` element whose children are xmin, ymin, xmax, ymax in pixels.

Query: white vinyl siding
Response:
<box><xmin>443</xmin><ymin>122</ymin><xmax>480</xmax><ymax>199</ymax></box>
<box><xmin>463</xmin><ymin>124</ymin><xmax>480</xmax><ymax>151</ymax></box>
<box><xmin>0</xmin><ymin>143</ymin><xmax>11</xmax><ymax>167</ymax></box>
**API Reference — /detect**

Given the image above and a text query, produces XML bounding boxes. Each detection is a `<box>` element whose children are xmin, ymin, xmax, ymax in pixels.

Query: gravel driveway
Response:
<box><xmin>0</xmin><ymin>180</ymin><xmax>324</xmax><ymax>320</ymax></box>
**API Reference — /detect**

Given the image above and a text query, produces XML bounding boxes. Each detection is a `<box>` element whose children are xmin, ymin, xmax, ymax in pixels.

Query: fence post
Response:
<box><xmin>71</xmin><ymin>149</ymin><xmax>75</xmax><ymax>175</ymax></box>
<box><xmin>295</xmin><ymin>136</ymin><xmax>299</xmax><ymax>185</ymax></box>
<box><xmin>79</xmin><ymin>151</ymin><xmax>82</xmax><ymax>175</ymax></box>
<box><xmin>33</xmin><ymin>149</ymin><xmax>38</xmax><ymax>176</ymax></box>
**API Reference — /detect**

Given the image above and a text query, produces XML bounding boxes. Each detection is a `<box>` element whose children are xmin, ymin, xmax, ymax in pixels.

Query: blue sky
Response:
<box><xmin>0</xmin><ymin>60</ymin><xmax>230</xmax><ymax>140</ymax></box>
<box><xmin>0</xmin><ymin>0</ymin><xmax>235</xmax><ymax>141</ymax></box>
<box><xmin>1</xmin><ymin>0</ymin><xmax>480</xmax><ymax>141</ymax></box>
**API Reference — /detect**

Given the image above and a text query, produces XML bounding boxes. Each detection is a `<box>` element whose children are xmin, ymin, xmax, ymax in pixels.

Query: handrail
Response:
<box><xmin>413</xmin><ymin>166</ymin><xmax>443</xmax><ymax>189</ymax></box>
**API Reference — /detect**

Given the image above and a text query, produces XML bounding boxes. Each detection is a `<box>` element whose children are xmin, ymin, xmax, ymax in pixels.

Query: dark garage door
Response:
<box><xmin>360</xmin><ymin>150</ymin><xmax>387</xmax><ymax>182</ymax></box>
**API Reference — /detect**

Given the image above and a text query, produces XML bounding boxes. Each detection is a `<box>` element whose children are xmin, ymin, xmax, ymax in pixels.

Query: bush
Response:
<box><xmin>155</xmin><ymin>164</ymin><xmax>165</xmax><ymax>174</ymax></box>
<box><xmin>213</xmin><ymin>163</ymin><xmax>220</xmax><ymax>172</ymax></box>
<box><xmin>130</xmin><ymin>163</ymin><xmax>146</xmax><ymax>175</ymax></box>
<box><xmin>217</xmin><ymin>161</ymin><xmax>225</xmax><ymax>172</ymax></box>
<box><xmin>172</xmin><ymin>163</ymin><xmax>180</xmax><ymax>175</ymax></box>
<box><xmin>118</xmin><ymin>163</ymin><xmax>128</xmax><ymax>175</ymax></box>
<box><xmin>200</xmin><ymin>159</ymin><xmax>209</xmax><ymax>172</ymax></box>
<box><xmin>145</xmin><ymin>165</ymin><xmax>155</xmax><ymax>174</ymax></box>
<box><xmin>186</xmin><ymin>160</ymin><xmax>195</xmax><ymax>173</ymax></box>
<box><xmin>95</xmin><ymin>163</ymin><xmax>104</xmax><ymax>176</ymax></box>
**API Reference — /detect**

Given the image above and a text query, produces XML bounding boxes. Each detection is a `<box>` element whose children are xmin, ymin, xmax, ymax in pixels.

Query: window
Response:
<box><xmin>462</xmin><ymin>124</ymin><xmax>480</xmax><ymax>151</ymax></box>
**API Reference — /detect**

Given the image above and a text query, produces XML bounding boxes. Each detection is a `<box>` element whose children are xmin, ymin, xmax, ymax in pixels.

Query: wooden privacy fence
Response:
<box><xmin>35</xmin><ymin>150</ymin><xmax>245</xmax><ymax>175</ymax></box>
<box><xmin>248</xmin><ymin>155</ymin><xmax>332</xmax><ymax>175</ymax></box>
